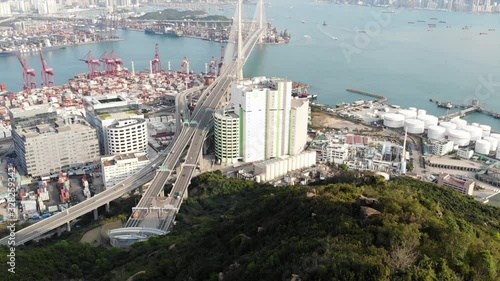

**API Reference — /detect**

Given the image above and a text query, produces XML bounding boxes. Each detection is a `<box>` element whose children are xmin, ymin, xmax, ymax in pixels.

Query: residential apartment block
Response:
<box><xmin>215</xmin><ymin>77</ymin><xmax>309</xmax><ymax>164</ymax></box>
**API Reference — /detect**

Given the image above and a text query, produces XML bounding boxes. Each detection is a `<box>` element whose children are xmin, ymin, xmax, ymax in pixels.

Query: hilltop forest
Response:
<box><xmin>0</xmin><ymin>171</ymin><xmax>499</xmax><ymax>281</ymax></box>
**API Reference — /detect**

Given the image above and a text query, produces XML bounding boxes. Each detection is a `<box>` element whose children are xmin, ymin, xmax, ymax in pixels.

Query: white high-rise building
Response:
<box><xmin>289</xmin><ymin>98</ymin><xmax>309</xmax><ymax>156</ymax></box>
<box><xmin>216</xmin><ymin>77</ymin><xmax>309</xmax><ymax>164</ymax></box>
<box><xmin>106</xmin><ymin>118</ymin><xmax>148</xmax><ymax>154</ymax></box>
<box><xmin>0</xmin><ymin>1</ymin><xmax>12</xmax><ymax>16</ymax></box>
<box><xmin>231</xmin><ymin>80</ymin><xmax>267</xmax><ymax>162</ymax></box>
<box><xmin>214</xmin><ymin>109</ymin><xmax>240</xmax><ymax>164</ymax></box>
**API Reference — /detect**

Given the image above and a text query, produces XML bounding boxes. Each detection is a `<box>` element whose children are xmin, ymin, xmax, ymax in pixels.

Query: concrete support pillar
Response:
<box><xmin>105</xmin><ymin>202</ymin><xmax>110</xmax><ymax>212</ymax></box>
<box><xmin>57</xmin><ymin>227</ymin><xmax>63</xmax><ymax>236</ymax></box>
<box><xmin>93</xmin><ymin>209</ymin><xmax>98</xmax><ymax>220</ymax></box>
<box><xmin>139</xmin><ymin>186</ymin><xmax>143</xmax><ymax>194</ymax></box>
<box><xmin>183</xmin><ymin>188</ymin><xmax>188</xmax><ymax>199</ymax></box>
<box><xmin>66</xmin><ymin>222</ymin><xmax>71</xmax><ymax>232</ymax></box>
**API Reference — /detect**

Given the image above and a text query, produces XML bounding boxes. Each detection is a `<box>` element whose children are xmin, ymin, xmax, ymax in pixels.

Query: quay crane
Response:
<box><xmin>217</xmin><ymin>45</ymin><xmax>225</xmax><ymax>76</ymax></box>
<box><xmin>208</xmin><ymin>56</ymin><xmax>217</xmax><ymax>76</ymax></box>
<box><xmin>181</xmin><ymin>56</ymin><xmax>190</xmax><ymax>74</ymax></box>
<box><xmin>80</xmin><ymin>51</ymin><xmax>101</xmax><ymax>79</ymax></box>
<box><xmin>16</xmin><ymin>53</ymin><xmax>37</xmax><ymax>90</ymax></box>
<box><xmin>40</xmin><ymin>52</ymin><xmax>54</xmax><ymax>87</ymax></box>
<box><xmin>100</xmin><ymin>51</ymin><xmax>118</xmax><ymax>76</ymax></box>
<box><xmin>151</xmin><ymin>43</ymin><xmax>162</xmax><ymax>74</ymax></box>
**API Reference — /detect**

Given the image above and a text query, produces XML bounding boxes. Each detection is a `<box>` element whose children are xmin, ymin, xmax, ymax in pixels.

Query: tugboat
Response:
<box><xmin>323</xmin><ymin>21</ymin><xmax>327</xmax><ymax>27</ymax></box>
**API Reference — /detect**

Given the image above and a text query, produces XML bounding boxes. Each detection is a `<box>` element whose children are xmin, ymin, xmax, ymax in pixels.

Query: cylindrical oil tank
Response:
<box><xmin>409</xmin><ymin>107</ymin><xmax>417</xmax><ymax>112</ymax></box>
<box><xmin>383</xmin><ymin>113</ymin><xmax>405</xmax><ymax>128</ymax></box>
<box><xmin>490</xmin><ymin>133</ymin><xmax>500</xmax><ymax>142</ymax></box>
<box><xmin>427</xmin><ymin>125</ymin><xmax>447</xmax><ymax>140</ymax></box>
<box><xmin>471</xmin><ymin>123</ymin><xmax>479</xmax><ymax>127</ymax></box>
<box><xmin>448</xmin><ymin>129</ymin><xmax>471</xmax><ymax>146</ymax></box>
<box><xmin>439</xmin><ymin>122</ymin><xmax>457</xmax><ymax>135</ymax></box>
<box><xmin>398</xmin><ymin>109</ymin><xmax>417</xmax><ymax>119</ymax></box>
<box><xmin>417</xmin><ymin>109</ymin><xmax>426</xmax><ymax>117</ymax></box>
<box><xmin>475</xmin><ymin>140</ymin><xmax>491</xmax><ymax>155</ymax></box>
<box><xmin>417</xmin><ymin>115</ymin><xmax>438</xmax><ymax>129</ymax></box>
<box><xmin>479</xmin><ymin>125</ymin><xmax>491</xmax><ymax>137</ymax></box>
<box><xmin>405</xmin><ymin>119</ymin><xmax>425</xmax><ymax>134</ymax></box>
<box><xmin>464</xmin><ymin>125</ymin><xmax>483</xmax><ymax>141</ymax></box>
<box><xmin>483</xmin><ymin>136</ymin><xmax>498</xmax><ymax>152</ymax></box>
<box><xmin>452</xmin><ymin>118</ymin><xmax>467</xmax><ymax>129</ymax></box>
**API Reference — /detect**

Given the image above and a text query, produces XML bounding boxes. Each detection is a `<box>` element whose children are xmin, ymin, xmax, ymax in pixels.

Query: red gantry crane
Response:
<box><xmin>40</xmin><ymin>51</ymin><xmax>54</xmax><ymax>87</ymax></box>
<box><xmin>208</xmin><ymin>56</ymin><xmax>217</xmax><ymax>76</ymax></box>
<box><xmin>181</xmin><ymin>56</ymin><xmax>190</xmax><ymax>74</ymax></box>
<box><xmin>16</xmin><ymin>53</ymin><xmax>37</xmax><ymax>90</ymax></box>
<box><xmin>151</xmin><ymin>43</ymin><xmax>162</xmax><ymax>74</ymax></box>
<box><xmin>80</xmin><ymin>51</ymin><xmax>101</xmax><ymax>79</ymax></box>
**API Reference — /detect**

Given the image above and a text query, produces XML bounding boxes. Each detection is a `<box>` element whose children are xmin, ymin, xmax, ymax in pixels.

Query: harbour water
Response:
<box><xmin>1</xmin><ymin>0</ymin><xmax>499</xmax><ymax>129</ymax></box>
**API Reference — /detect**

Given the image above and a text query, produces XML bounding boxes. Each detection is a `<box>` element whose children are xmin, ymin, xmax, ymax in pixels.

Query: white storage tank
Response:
<box><xmin>448</xmin><ymin>129</ymin><xmax>471</xmax><ymax>146</ymax></box>
<box><xmin>475</xmin><ymin>139</ymin><xmax>491</xmax><ymax>155</ymax></box>
<box><xmin>483</xmin><ymin>136</ymin><xmax>498</xmax><ymax>152</ymax></box>
<box><xmin>427</xmin><ymin>125</ymin><xmax>447</xmax><ymax>140</ymax></box>
<box><xmin>405</xmin><ymin>119</ymin><xmax>425</xmax><ymax>134</ymax></box>
<box><xmin>409</xmin><ymin>107</ymin><xmax>417</xmax><ymax>112</ymax></box>
<box><xmin>464</xmin><ymin>125</ymin><xmax>483</xmax><ymax>141</ymax></box>
<box><xmin>398</xmin><ymin>109</ymin><xmax>417</xmax><ymax>119</ymax></box>
<box><xmin>417</xmin><ymin>115</ymin><xmax>438</xmax><ymax>129</ymax></box>
<box><xmin>490</xmin><ymin>133</ymin><xmax>500</xmax><ymax>142</ymax></box>
<box><xmin>417</xmin><ymin>109</ymin><xmax>426</xmax><ymax>117</ymax></box>
<box><xmin>439</xmin><ymin>122</ymin><xmax>457</xmax><ymax>135</ymax></box>
<box><xmin>455</xmin><ymin>119</ymin><xmax>468</xmax><ymax>129</ymax></box>
<box><xmin>479</xmin><ymin>125</ymin><xmax>491</xmax><ymax>137</ymax></box>
<box><xmin>383</xmin><ymin>113</ymin><xmax>405</xmax><ymax>128</ymax></box>
<box><xmin>471</xmin><ymin>123</ymin><xmax>479</xmax><ymax>127</ymax></box>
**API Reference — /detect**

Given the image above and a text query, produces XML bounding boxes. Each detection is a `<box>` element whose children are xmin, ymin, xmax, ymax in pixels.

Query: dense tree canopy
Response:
<box><xmin>1</xmin><ymin>172</ymin><xmax>499</xmax><ymax>281</ymax></box>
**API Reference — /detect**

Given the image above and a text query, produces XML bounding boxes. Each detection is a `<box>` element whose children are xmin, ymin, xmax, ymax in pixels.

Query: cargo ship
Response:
<box><xmin>0</xmin><ymin>45</ymin><xmax>66</xmax><ymax>56</ymax></box>
<box><xmin>145</xmin><ymin>25</ymin><xmax>183</xmax><ymax>37</ymax></box>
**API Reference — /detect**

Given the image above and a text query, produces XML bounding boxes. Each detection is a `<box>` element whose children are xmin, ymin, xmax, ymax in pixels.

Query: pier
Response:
<box><xmin>346</xmin><ymin>88</ymin><xmax>388</xmax><ymax>103</ymax></box>
<box><xmin>430</xmin><ymin>99</ymin><xmax>500</xmax><ymax>120</ymax></box>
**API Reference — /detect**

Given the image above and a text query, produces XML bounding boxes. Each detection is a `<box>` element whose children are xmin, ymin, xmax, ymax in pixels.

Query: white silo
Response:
<box><xmin>409</xmin><ymin>107</ymin><xmax>417</xmax><ymax>112</ymax></box>
<box><xmin>490</xmin><ymin>133</ymin><xmax>500</xmax><ymax>142</ymax></box>
<box><xmin>439</xmin><ymin>122</ymin><xmax>457</xmax><ymax>135</ymax></box>
<box><xmin>456</xmin><ymin>119</ymin><xmax>468</xmax><ymax>129</ymax></box>
<box><xmin>255</xmin><ymin>175</ymin><xmax>261</xmax><ymax>183</ymax></box>
<box><xmin>265</xmin><ymin>164</ymin><xmax>272</xmax><ymax>181</ymax></box>
<box><xmin>471</xmin><ymin>123</ymin><xmax>479</xmax><ymax>127</ymax></box>
<box><xmin>383</xmin><ymin>113</ymin><xmax>405</xmax><ymax>128</ymax></box>
<box><xmin>479</xmin><ymin>125</ymin><xmax>491</xmax><ymax>137</ymax></box>
<box><xmin>427</xmin><ymin>125</ymin><xmax>447</xmax><ymax>140</ymax></box>
<box><xmin>417</xmin><ymin>109</ymin><xmax>426</xmax><ymax>117</ymax></box>
<box><xmin>398</xmin><ymin>109</ymin><xmax>417</xmax><ymax>119</ymax></box>
<box><xmin>292</xmin><ymin>156</ymin><xmax>297</xmax><ymax>170</ymax></box>
<box><xmin>287</xmin><ymin>157</ymin><xmax>293</xmax><ymax>173</ymax></box>
<box><xmin>309</xmin><ymin>151</ymin><xmax>316</xmax><ymax>166</ymax></box>
<box><xmin>483</xmin><ymin>136</ymin><xmax>498</xmax><ymax>152</ymax></box>
<box><xmin>475</xmin><ymin>140</ymin><xmax>491</xmax><ymax>155</ymax></box>
<box><xmin>299</xmin><ymin>153</ymin><xmax>306</xmax><ymax>169</ymax></box>
<box><xmin>417</xmin><ymin>115</ymin><xmax>439</xmax><ymax>129</ymax></box>
<box><xmin>405</xmin><ymin>119</ymin><xmax>425</xmax><ymax>134</ymax></box>
<box><xmin>464</xmin><ymin>125</ymin><xmax>483</xmax><ymax>141</ymax></box>
<box><xmin>281</xmin><ymin>159</ymin><xmax>287</xmax><ymax>176</ymax></box>
<box><xmin>448</xmin><ymin>129</ymin><xmax>471</xmax><ymax>146</ymax></box>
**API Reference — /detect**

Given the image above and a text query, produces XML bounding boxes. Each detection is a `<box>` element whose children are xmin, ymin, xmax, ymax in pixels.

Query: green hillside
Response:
<box><xmin>1</xmin><ymin>171</ymin><xmax>499</xmax><ymax>281</ymax></box>
<box><xmin>134</xmin><ymin>9</ymin><xmax>229</xmax><ymax>21</ymax></box>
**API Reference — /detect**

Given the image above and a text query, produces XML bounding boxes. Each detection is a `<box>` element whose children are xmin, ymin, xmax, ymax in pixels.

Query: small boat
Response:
<box><xmin>430</xmin><ymin>17</ymin><xmax>438</xmax><ymax>20</ymax></box>
<box><xmin>323</xmin><ymin>21</ymin><xmax>327</xmax><ymax>26</ymax></box>
<box><xmin>382</xmin><ymin>10</ymin><xmax>395</xmax><ymax>13</ymax></box>
<box><xmin>488</xmin><ymin>28</ymin><xmax>495</xmax><ymax>31</ymax></box>
<box><xmin>417</xmin><ymin>20</ymin><xmax>426</xmax><ymax>23</ymax></box>
<box><xmin>479</xmin><ymin>32</ymin><xmax>488</xmax><ymax>35</ymax></box>
<box><xmin>301</xmin><ymin>20</ymin><xmax>306</xmax><ymax>23</ymax></box>
<box><xmin>408</xmin><ymin>21</ymin><xmax>415</xmax><ymax>24</ymax></box>
<box><xmin>358</xmin><ymin>30</ymin><xmax>367</xmax><ymax>33</ymax></box>
<box><xmin>439</xmin><ymin>20</ymin><xmax>447</xmax><ymax>23</ymax></box>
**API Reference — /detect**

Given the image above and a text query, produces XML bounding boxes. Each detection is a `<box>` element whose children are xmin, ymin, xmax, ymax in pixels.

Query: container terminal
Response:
<box><xmin>0</xmin><ymin>17</ymin><xmax>121</xmax><ymax>56</ymax></box>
